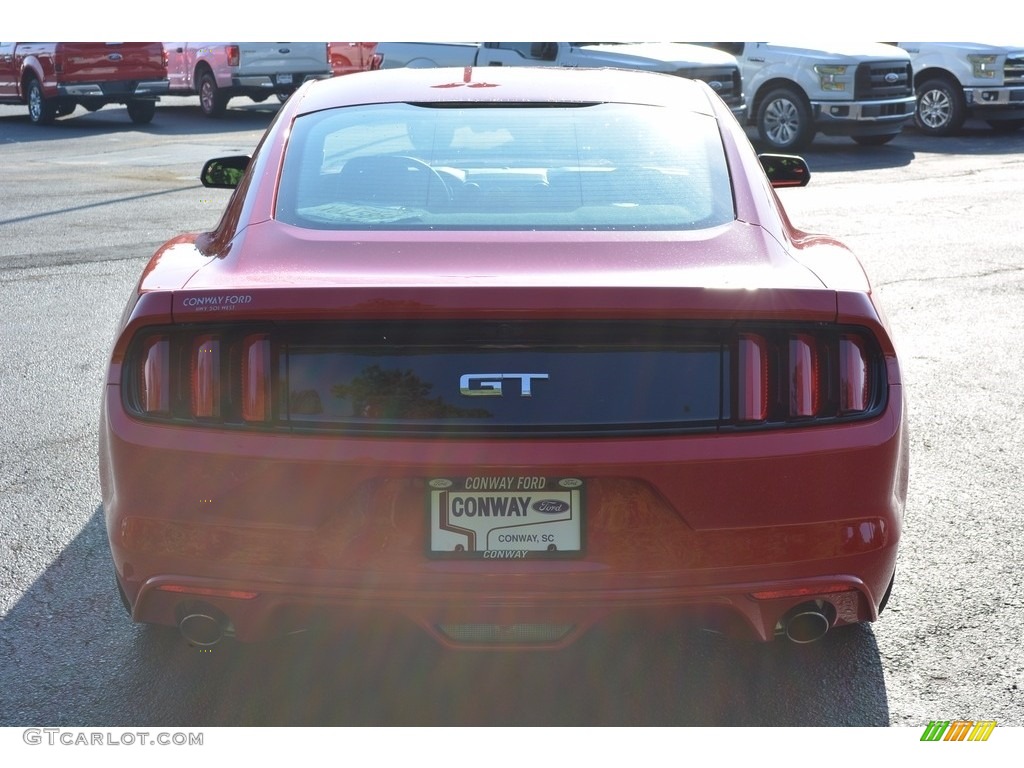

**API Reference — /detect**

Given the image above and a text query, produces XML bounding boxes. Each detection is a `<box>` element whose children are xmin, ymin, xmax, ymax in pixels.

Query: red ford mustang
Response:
<box><xmin>100</xmin><ymin>66</ymin><xmax>907</xmax><ymax>650</ymax></box>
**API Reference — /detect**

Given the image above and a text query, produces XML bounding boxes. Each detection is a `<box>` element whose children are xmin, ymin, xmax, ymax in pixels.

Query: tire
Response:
<box><xmin>756</xmin><ymin>86</ymin><xmax>814</xmax><ymax>152</ymax></box>
<box><xmin>126</xmin><ymin>99</ymin><xmax>156</xmax><ymax>124</ymax></box>
<box><xmin>26</xmin><ymin>77</ymin><xmax>57</xmax><ymax>125</ymax></box>
<box><xmin>986</xmin><ymin>118</ymin><xmax>1024</xmax><ymax>134</ymax></box>
<box><xmin>198</xmin><ymin>71</ymin><xmax>228</xmax><ymax>117</ymax></box>
<box><xmin>115</xmin><ymin>574</ymin><xmax>133</xmax><ymax>617</ymax></box>
<box><xmin>878</xmin><ymin>568</ymin><xmax>895</xmax><ymax>614</ymax></box>
<box><xmin>914</xmin><ymin>77</ymin><xmax>966</xmax><ymax>136</ymax></box>
<box><xmin>852</xmin><ymin>133</ymin><xmax>899</xmax><ymax>146</ymax></box>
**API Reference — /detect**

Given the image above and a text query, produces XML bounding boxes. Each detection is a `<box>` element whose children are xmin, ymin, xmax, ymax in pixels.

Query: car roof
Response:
<box><xmin>292</xmin><ymin>66</ymin><xmax>717</xmax><ymax>115</ymax></box>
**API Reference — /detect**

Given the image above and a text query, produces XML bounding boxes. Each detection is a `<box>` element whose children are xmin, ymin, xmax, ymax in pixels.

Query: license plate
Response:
<box><xmin>428</xmin><ymin>477</ymin><xmax>583</xmax><ymax>559</ymax></box>
<box><xmin>277</xmin><ymin>74</ymin><xmax>293</xmax><ymax>85</ymax></box>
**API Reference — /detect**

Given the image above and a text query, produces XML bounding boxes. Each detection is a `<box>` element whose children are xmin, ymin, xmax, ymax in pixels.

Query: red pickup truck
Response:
<box><xmin>0</xmin><ymin>42</ymin><xmax>169</xmax><ymax>125</ymax></box>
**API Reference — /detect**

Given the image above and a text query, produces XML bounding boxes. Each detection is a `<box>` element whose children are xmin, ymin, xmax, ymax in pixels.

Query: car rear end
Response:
<box><xmin>100</xmin><ymin>68</ymin><xmax>906</xmax><ymax>650</ymax></box>
<box><xmin>103</xmin><ymin>284</ymin><xmax>905</xmax><ymax>648</ymax></box>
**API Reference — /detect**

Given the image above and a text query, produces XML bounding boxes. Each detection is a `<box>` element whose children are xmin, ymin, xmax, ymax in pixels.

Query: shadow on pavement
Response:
<box><xmin>0</xmin><ymin>506</ymin><xmax>891</xmax><ymax>726</ymax></box>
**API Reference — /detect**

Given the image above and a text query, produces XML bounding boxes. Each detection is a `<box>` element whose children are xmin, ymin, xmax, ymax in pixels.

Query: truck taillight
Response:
<box><xmin>226</xmin><ymin>45</ymin><xmax>240</xmax><ymax>67</ymax></box>
<box><xmin>242</xmin><ymin>334</ymin><xmax>271</xmax><ymax>422</ymax></box>
<box><xmin>140</xmin><ymin>337</ymin><xmax>169</xmax><ymax>414</ymax></box>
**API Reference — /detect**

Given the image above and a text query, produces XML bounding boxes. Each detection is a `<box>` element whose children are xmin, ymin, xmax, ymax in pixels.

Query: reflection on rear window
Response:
<box><xmin>275</xmin><ymin>103</ymin><xmax>734</xmax><ymax>231</ymax></box>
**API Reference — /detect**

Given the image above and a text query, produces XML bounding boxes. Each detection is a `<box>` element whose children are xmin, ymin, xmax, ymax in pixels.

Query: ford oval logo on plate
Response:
<box><xmin>429</xmin><ymin>478</ymin><xmax>453</xmax><ymax>489</ymax></box>
<box><xmin>532</xmin><ymin>499</ymin><xmax>570</xmax><ymax>514</ymax></box>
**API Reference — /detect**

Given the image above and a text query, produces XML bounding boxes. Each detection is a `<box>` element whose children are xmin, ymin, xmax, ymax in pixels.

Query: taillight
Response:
<box><xmin>156</xmin><ymin>584</ymin><xmax>259</xmax><ymax>600</ymax></box>
<box><xmin>788</xmin><ymin>334</ymin><xmax>820</xmax><ymax>418</ymax></box>
<box><xmin>737</xmin><ymin>333</ymin><xmax>767</xmax><ymax>422</ymax></box>
<box><xmin>128</xmin><ymin>328</ymin><xmax>278</xmax><ymax>426</ymax></box>
<box><xmin>241</xmin><ymin>334</ymin><xmax>271</xmax><ymax>422</ymax></box>
<box><xmin>191</xmin><ymin>336</ymin><xmax>221</xmax><ymax>418</ymax></box>
<box><xmin>226</xmin><ymin>45</ymin><xmax>240</xmax><ymax>67</ymax></box>
<box><xmin>731</xmin><ymin>326</ymin><xmax>881</xmax><ymax>427</ymax></box>
<box><xmin>140</xmin><ymin>337</ymin><xmax>169</xmax><ymax>414</ymax></box>
<box><xmin>751</xmin><ymin>584</ymin><xmax>859</xmax><ymax>599</ymax></box>
<box><xmin>839</xmin><ymin>334</ymin><xmax>870</xmax><ymax>414</ymax></box>
<box><xmin>124</xmin><ymin>323</ymin><xmax>882</xmax><ymax>432</ymax></box>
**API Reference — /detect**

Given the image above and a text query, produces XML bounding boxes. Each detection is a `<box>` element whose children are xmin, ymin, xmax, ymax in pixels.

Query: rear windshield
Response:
<box><xmin>275</xmin><ymin>102</ymin><xmax>734</xmax><ymax>231</ymax></box>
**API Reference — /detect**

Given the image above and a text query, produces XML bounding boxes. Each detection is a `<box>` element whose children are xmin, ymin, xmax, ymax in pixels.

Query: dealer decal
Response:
<box><xmin>428</xmin><ymin>476</ymin><xmax>583</xmax><ymax>558</ymax></box>
<box><xmin>180</xmin><ymin>294</ymin><xmax>253</xmax><ymax>312</ymax></box>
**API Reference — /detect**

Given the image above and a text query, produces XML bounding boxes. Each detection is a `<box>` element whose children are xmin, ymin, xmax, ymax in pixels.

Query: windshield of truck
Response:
<box><xmin>276</xmin><ymin>102</ymin><xmax>734</xmax><ymax>231</ymax></box>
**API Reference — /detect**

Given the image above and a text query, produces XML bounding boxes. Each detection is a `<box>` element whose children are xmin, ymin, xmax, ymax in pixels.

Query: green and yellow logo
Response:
<box><xmin>921</xmin><ymin>720</ymin><xmax>997</xmax><ymax>741</ymax></box>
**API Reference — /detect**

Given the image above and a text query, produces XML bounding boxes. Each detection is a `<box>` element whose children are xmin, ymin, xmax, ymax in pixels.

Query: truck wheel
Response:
<box><xmin>914</xmin><ymin>77</ymin><xmax>965</xmax><ymax>136</ymax></box>
<box><xmin>126</xmin><ymin>100</ymin><xmax>157</xmax><ymax>124</ymax></box>
<box><xmin>756</xmin><ymin>86</ymin><xmax>813</xmax><ymax>151</ymax></box>
<box><xmin>26</xmin><ymin>77</ymin><xmax>57</xmax><ymax>125</ymax></box>
<box><xmin>198</xmin><ymin>71</ymin><xmax>228</xmax><ymax>117</ymax></box>
<box><xmin>878</xmin><ymin>568</ymin><xmax>895</xmax><ymax>614</ymax></box>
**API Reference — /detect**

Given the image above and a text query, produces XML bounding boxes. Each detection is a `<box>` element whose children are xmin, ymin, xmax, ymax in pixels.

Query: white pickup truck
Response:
<box><xmin>891</xmin><ymin>42</ymin><xmax>1024</xmax><ymax>135</ymax></box>
<box><xmin>698</xmin><ymin>42</ymin><xmax>916</xmax><ymax>150</ymax></box>
<box><xmin>164</xmin><ymin>42</ymin><xmax>333</xmax><ymax>117</ymax></box>
<box><xmin>374</xmin><ymin>42</ymin><xmax>746</xmax><ymax>119</ymax></box>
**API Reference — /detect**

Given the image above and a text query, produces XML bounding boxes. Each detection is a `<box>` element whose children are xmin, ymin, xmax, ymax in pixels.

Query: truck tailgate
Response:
<box><xmin>56</xmin><ymin>42</ymin><xmax>166</xmax><ymax>82</ymax></box>
<box><xmin>237</xmin><ymin>43</ymin><xmax>329</xmax><ymax>74</ymax></box>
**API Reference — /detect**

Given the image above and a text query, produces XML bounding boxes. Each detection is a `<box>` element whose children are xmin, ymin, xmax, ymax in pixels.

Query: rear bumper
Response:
<box><xmin>102</xmin><ymin>384</ymin><xmax>907</xmax><ymax>649</ymax></box>
<box><xmin>57</xmin><ymin>79</ymin><xmax>170</xmax><ymax>99</ymax></box>
<box><xmin>231</xmin><ymin>72</ymin><xmax>331</xmax><ymax>92</ymax></box>
<box><xmin>127</xmin><ymin>569</ymin><xmax>887</xmax><ymax>649</ymax></box>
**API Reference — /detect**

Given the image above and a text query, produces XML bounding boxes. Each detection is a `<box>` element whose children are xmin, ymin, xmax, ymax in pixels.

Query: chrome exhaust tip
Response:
<box><xmin>781</xmin><ymin>601</ymin><xmax>835</xmax><ymax>644</ymax></box>
<box><xmin>178</xmin><ymin>604</ymin><xmax>228</xmax><ymax>646</ymax></box>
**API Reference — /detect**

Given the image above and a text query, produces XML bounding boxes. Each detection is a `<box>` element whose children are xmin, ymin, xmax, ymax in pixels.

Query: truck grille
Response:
<box><xmin>676</xmin><ymin>66</ymin><xmax>744</xmax><ymax>109</ymax></box>
<box><xmin>1005</xmin><ymin>55</ymin><xmax>1024</xmax><ymax>85</ymax></box>
<box><xmin>854</xmin><ymin>60</ymin><xmax>913</xmax><ymax>100</ymax></box>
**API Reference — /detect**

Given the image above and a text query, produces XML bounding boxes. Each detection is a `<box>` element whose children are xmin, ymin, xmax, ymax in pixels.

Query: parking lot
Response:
<box><xmin>1</xmin><ymin>95</ymin><xmax>1022</xmax><ymax>728</ymax></box>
